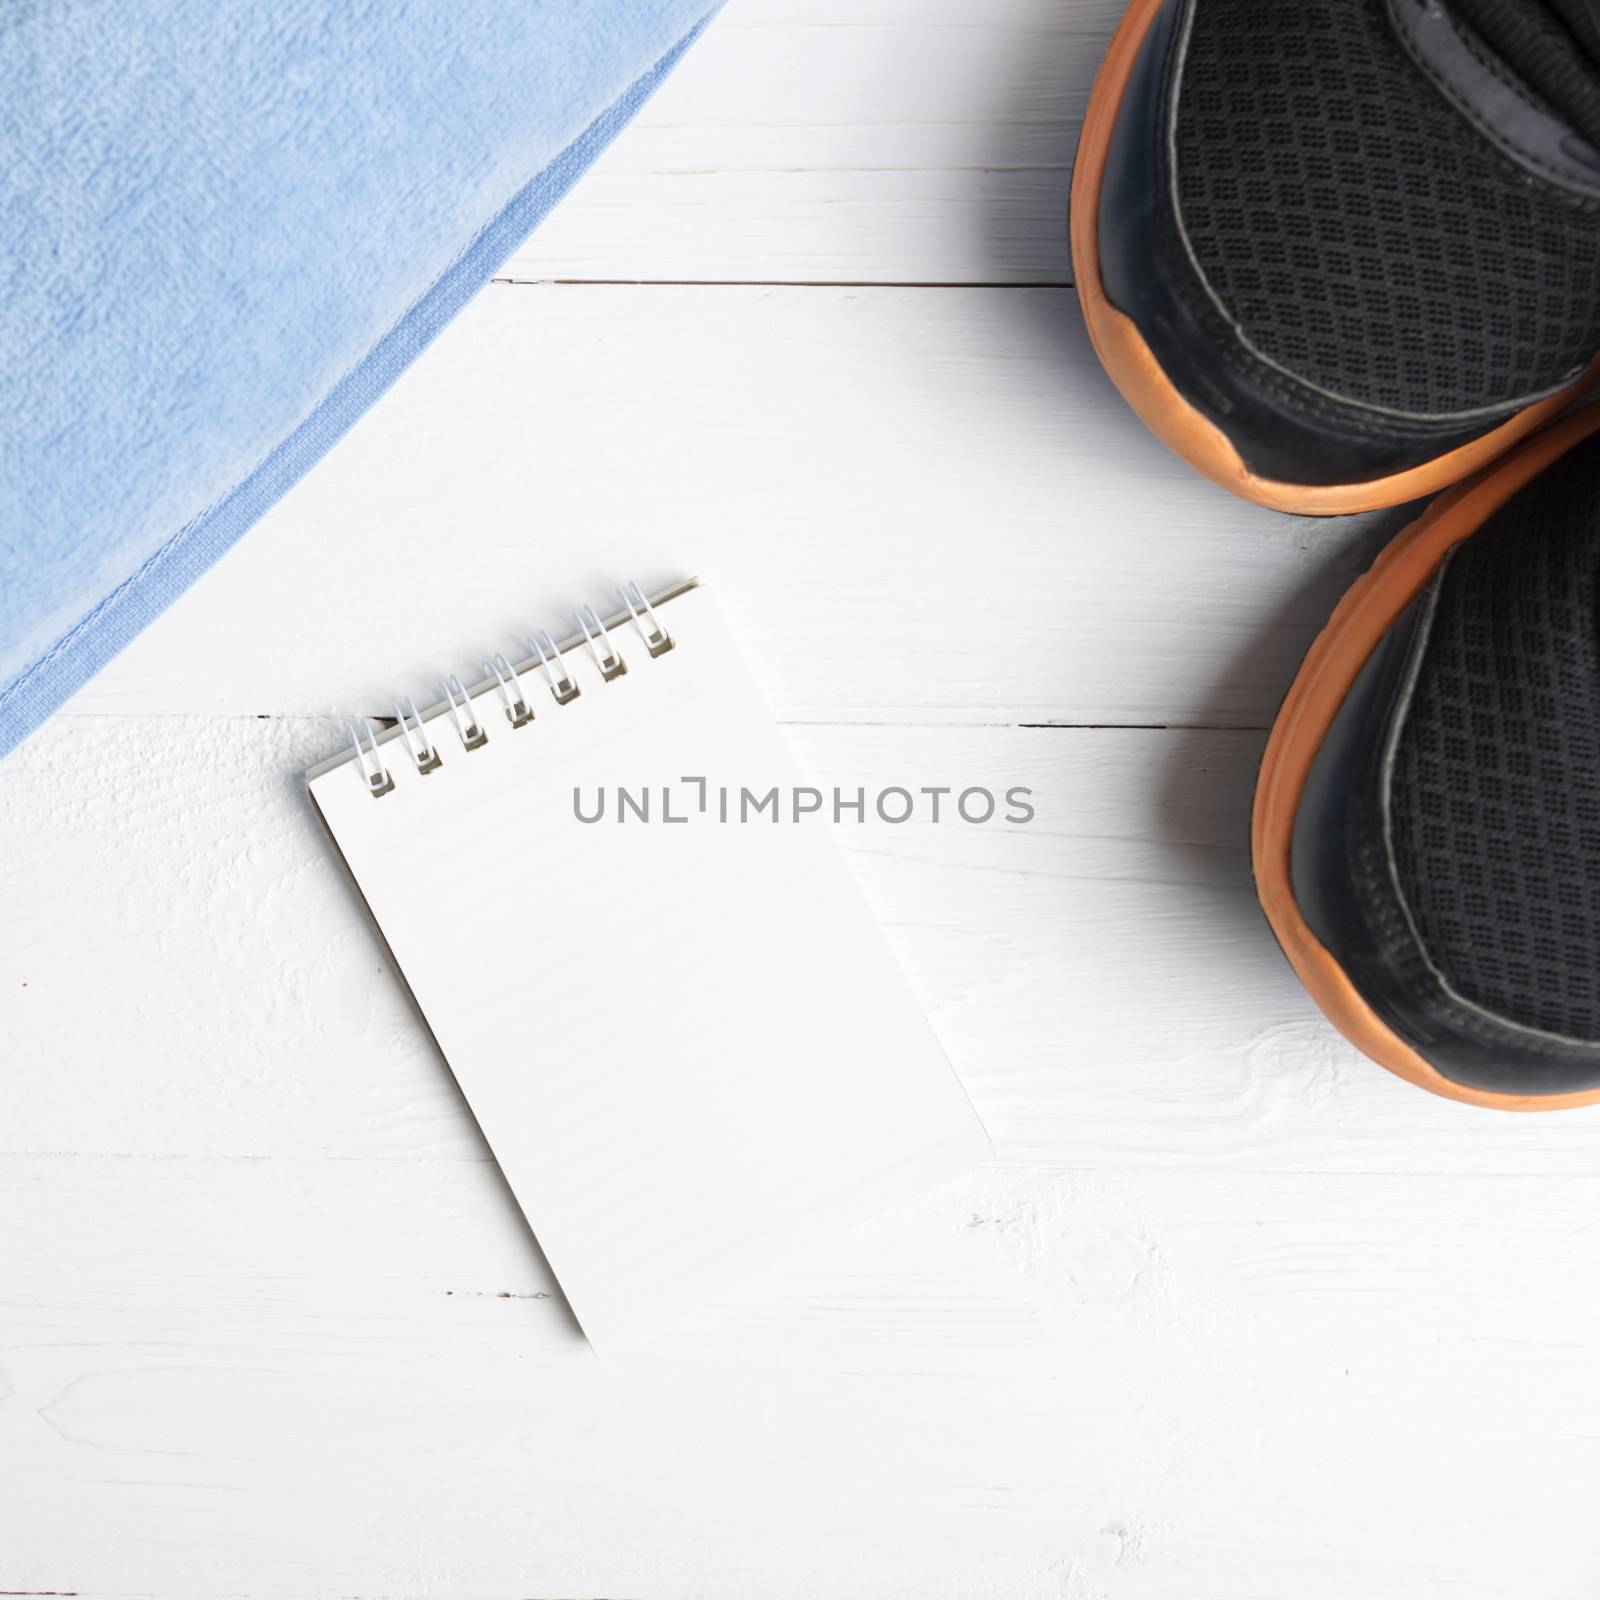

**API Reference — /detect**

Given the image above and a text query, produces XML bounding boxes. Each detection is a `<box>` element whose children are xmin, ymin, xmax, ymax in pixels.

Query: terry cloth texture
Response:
<box><xmin>0</xmin><ymin>0</ymin><xmax>718</xmax><ymax>758</ymax></box>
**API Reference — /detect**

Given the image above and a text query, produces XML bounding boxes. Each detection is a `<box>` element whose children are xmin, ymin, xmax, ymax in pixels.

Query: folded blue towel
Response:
<box><xmin>0</xmin><ymin>0</ymin><xmax>717</xmax><ymax>758</ymax></box>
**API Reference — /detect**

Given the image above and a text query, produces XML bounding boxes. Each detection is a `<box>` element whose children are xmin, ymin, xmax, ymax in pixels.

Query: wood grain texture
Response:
<box><xmin>499</xmin><ymin>0</ymin><xmax>1118</xmax><ymax>285</ymax></box>
<box><xmin>8</xmin><ymin>4</ymin><xmax>1596</xmax><ymax>1595</ymax></box>
<box><xmin>7</xmin><ymin>715</ymin><xmax>1597</xmax><ymax>1179</ymax></box>
<box><xmin>63</xmin><ymin>284</ymin><xmax>1391</xmax><ymax>730</ymax></box>
<box><xmin>6</xmin><ymin>1150</ymin><xmax>1600</xmax><ymax>1599</ymax></box>
<box><xmin>7</xmin><ymin>699</ymin><xmax>1600</xmax><ymax>1600</ymax></box>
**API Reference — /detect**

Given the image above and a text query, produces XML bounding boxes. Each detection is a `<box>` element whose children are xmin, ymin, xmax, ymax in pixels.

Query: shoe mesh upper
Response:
<box><xmin>1388</xmin><ymin>435</ymin><xmax>1600</xmax><ymax>1039</ymax></box>
<box><xmin>1172</xmin><ymin>0</ymin><xmax>1600</xmax><ymax>416</ymax></box>
<box><xmin>1454</xmin><ymin>0</ymin><xmax>1600</xmax><ymax>150</ymax></box>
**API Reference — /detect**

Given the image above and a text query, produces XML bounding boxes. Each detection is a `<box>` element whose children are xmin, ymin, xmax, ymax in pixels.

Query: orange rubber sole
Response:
<box><xmin>1252</xmin><ymin>405</ymin><xmax>1600</xmax><ymax>1111</ymax></box>
<box><xmin>1069</xmin><ymin>0</ymin><xmax>1600</xmax><ymax>515</ymax></box>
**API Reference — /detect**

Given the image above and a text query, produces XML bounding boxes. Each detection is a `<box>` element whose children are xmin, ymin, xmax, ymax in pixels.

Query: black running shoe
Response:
<box><xmin>1255</xmin><ymin>407</ymin><xmax>1600</xmax><ymax>1110</ymax></box>
<box><xmin>1071</xmin><ymin>0</ymin><xmax>1600</xmax><ymax>514</ymax></box>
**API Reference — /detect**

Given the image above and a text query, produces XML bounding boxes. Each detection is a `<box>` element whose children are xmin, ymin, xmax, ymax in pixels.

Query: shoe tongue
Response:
<box><xmin>1448</xmin><ymin>0</ymin><xmax>1600</xmax><ymax>148</ymax></box>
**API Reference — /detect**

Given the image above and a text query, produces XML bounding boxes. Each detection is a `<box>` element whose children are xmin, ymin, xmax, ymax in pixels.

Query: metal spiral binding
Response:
<box><xmin>339</xmin><ymin>578</ymin><xmax>687</xmax><ymax>796</ymax></box>
<box><xmin>529</xmin><ymin>629</ymin><xmax>581</xmax><ymax>704</ymax></box>
<box><xmin>485</xmin><ymin>653</ymin><xmax>534</xmax><ymax>727</ymax></box>
<box><xmin>442</xmin><ymin>674</ymin><xmax>488</xmax><ymax>751</ymax></box>
<box><xmin>347</xmin><ymin>718</ymin><xmax>394</xmax><ymax>797</ymax></box>
<box><xmin>394</xmin><ymin>696</ymin><xmax>442</xmax><ymax>774</ymax></box>
<box><xmin>618</xmin><ymin>580</ymin><xmax>674</xmax><ymax>658</ymax></box>
<box><xmin>575</xmin><ymin>604</ymin><xmax>628</xmax><ymax>681</ymax></box>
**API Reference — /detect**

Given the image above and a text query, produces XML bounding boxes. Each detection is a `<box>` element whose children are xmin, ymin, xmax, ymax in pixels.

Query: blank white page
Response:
<box><xmin>308</xmin><ymin>582</ymin><xmax>990</xmax><ymax>1350</ymax></box>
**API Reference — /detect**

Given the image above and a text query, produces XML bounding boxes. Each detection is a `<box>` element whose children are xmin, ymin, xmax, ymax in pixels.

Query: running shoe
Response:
<box><xmin>1071</xmin><ymin>0</ymin><xmax>1600</xmax><ymax>513</ymax></box>
<box><xmin>1254</xmin><ymin>407</ymin><xmax>1600</xmax><ymax>1109</ymax></box>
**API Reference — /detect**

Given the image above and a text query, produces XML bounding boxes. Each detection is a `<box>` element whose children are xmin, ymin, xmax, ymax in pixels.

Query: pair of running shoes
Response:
<box><xmin>1073</xmin><ymin>0</ymin><xmax>1600</xmax><ymax>1108</ymax></box>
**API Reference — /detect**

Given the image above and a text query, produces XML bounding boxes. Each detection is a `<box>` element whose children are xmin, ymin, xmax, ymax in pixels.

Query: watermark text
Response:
<box><xmin>573</xmin><ymin>778</ymin><xmax>1035</xmax><ymax>825</ymax></box>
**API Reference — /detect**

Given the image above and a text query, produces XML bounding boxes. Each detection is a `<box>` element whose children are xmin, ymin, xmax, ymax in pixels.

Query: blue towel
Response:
<box><xmin>0</xmin><ymin>0</ymin><xmax>717</xmax><ymax>758</ymax></box>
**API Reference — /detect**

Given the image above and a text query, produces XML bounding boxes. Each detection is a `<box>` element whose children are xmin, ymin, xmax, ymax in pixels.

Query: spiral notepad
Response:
<box><xmin>306</xmin><ymin>579</ymin><xmax>990</xmax><ymax>1350</ymax></box>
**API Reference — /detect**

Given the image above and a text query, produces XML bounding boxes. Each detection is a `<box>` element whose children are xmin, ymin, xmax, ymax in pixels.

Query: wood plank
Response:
<box><xmin>7</xmin><ymin>713</ymin><xmax>1596</xmax><ymax>1174</ymax></box>
<box><xmin>62</xmin><ymin>284</ymin><xmax>1390</xmax><ymax>729</ymax></box>
<box><xmin>15</xmin><ymin>9</ymin><xmax>1573</xmax><ymax>1594</ymax></box>
<box><xmin>501</xmin><ymin>0</ymin><xmax>1118</xmax><ymax>285</ymax></box>
<box><xmin>4</xmin><ymin>1150</ymin><xmax>1598</xmax><ymax>1599</ymax></box>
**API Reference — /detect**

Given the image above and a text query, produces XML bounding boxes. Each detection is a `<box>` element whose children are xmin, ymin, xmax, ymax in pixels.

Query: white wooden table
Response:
<box><xmin>5</xmin><ymin>4</ymin><xmax>1599</xmax><ymax>1595</ymax></box>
